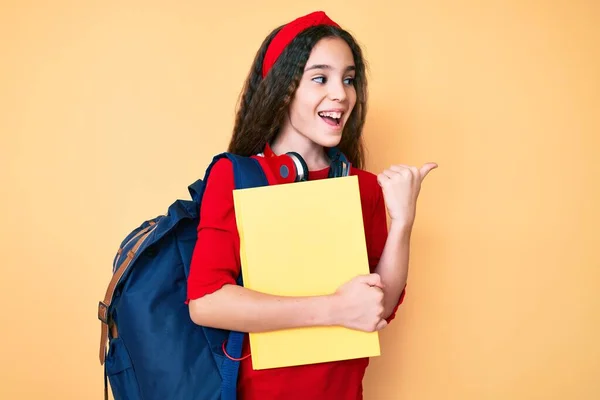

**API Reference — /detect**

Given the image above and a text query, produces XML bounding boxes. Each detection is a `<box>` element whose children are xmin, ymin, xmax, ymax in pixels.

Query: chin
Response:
<box><xmin>314</xmin><ymin>132</ymin><xmax>343</xmax><ymax>149</ymax></box>
<box><xmin>317</xmin><ymin>138</ymin><xmax>342</xmax><ymax>149</ymax></box>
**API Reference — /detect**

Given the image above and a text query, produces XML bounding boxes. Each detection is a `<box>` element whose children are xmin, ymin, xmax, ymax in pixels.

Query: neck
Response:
<box><xmin>270</xmin><ymin>131</ymin><xmax>330</xmax><ymax>171</ymax></box>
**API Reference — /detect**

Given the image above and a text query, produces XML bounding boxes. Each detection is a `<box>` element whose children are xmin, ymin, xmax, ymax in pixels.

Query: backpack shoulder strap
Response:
<box><xmin>188</xmin><ymin>153</ymin><xmax>269</xmax><ymax>205</ymax></box>
<box><xmin>98</xmin><ymin>221</ymin><xmax>158</xmax><ymax>365</ymax></box>
<box><xmin>227</xmin><ymin>153</ymin><xmax>269</xmax><ymax>190</ymax></box>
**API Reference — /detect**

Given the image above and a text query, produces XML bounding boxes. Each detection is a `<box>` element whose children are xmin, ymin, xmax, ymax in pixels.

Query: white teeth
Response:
<box><xmin>318</xmin><ymin>111</ymin><xmax>342</xmax><ymax>119</ymax></box>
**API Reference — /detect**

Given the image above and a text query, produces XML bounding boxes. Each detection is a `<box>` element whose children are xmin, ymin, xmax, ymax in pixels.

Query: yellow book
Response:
<box><xmin>232</xmin><ymin>175</ymin><xmax>381</xmax><ymax>370</ymax></box>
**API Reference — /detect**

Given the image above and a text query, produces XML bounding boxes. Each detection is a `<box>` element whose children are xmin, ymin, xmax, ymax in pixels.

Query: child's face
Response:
<box><xmin>284</xmin><ymin>36</ymin><xmax>357</xmax><ymax>149</ymax></box>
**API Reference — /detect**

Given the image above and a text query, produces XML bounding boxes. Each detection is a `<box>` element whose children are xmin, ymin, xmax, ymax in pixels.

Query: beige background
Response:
<box><xmin>1</xmin><ymin>1</ymin><xmax>599</xmax><ymax>399</ymax></box>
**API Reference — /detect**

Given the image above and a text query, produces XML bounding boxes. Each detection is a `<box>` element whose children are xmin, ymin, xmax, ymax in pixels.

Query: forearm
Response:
<box><xmin>375</xmin><ymin>220</ymin><xmax>412</xmax><ymax>318</ymax></box>
<box><xmin>189</xmin><ymin>284</ymin><xmax>336</xmax><ymax>333</ymax></box>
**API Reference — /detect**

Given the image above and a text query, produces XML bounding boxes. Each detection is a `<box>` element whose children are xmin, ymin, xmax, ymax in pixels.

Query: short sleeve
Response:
<box><xmin>186</xmin><ymin>158</ymin><xmax>241</xmax><ymax>302</ymax></box>
<box><xmin>367</xmin><ymin>183</ymin><xmax>388</xmax><ymax>272</ymax></box>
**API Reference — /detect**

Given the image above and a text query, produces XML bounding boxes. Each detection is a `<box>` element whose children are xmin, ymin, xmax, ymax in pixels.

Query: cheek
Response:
<box><xmin>290</xmin><ymin>89</ymin><xmax>319</xmax><ymax>117</ymax></box>
<box><xmin>297</xmin><ymin>99</ymin><xmax>321</xmax><ymax>122</ymax></box>
<box><xmin>348</xmin><ymin>88</ymin><xmax>358</xmax><ymax>109</ymax></box>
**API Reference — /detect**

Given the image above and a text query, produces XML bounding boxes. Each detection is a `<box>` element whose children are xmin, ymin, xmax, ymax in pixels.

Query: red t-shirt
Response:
<box><xmin>187</xmin><ymin>155</ymin><xmax>405</xmax><ymax>400</ymax></box>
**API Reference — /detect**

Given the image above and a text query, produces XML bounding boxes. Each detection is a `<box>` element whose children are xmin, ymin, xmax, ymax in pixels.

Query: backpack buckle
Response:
<box><xmin>98</xmin><ymin>301</ymin><xmax>109</xmax><ymax>324</ymax></box>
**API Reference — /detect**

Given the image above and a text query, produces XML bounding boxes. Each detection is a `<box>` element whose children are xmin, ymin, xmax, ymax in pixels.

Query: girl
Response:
<box><xmin>186</xmin><ymin>10</ymin><xmax>436</xmax><ymax>400</ymax></box>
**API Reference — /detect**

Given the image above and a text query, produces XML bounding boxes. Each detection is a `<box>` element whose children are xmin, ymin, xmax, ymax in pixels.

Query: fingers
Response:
<box><xmin>360</xmin><ymin>273</ymin><xmax>384</xmax><ymax>289</ymax></box>
<box><xmin>375</xmin><ymin>319</ymin><xmax>388</xmax><ymax>331</ymax></box>
<box><xmin>389</xmin><ymin>164</ymin><xmax>415</xmax><ymax>174</ymax></box>
<box><xmin>377</xmin><ymin>166</ymin><xmax>412</xmax><ymax>187</ymax></box>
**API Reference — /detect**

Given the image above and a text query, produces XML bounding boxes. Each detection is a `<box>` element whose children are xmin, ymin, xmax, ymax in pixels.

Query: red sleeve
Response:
<box><xmin>367</xmin><ymin>177</ymin><xmax>406</xmax><ymax>324</ymax></box>
<box><xmin>367</xmin><ymin>181</ymin><xmax>388</xmax><ymax>272</ymax></box>
<box><xmin>186</xmin><ymin>158</ymin><xmax>240</xmax><ymax>302</ymax></box>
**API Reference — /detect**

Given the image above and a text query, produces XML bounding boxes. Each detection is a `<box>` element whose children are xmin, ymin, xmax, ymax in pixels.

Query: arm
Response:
<box><xmin>187</xmin><ymin>159</ymin><xmax>387</xmax><ymax>333</ymax></box>
<box><xmin>189</xmin><ymin>285</ymin><xmax>334</xmax><ymax>333</ymax></box>
<box><xmin>375</xmin><ymin>221</ymin><xmax>411</xmax><ymax>320</ymax></box>
<box><xmin>375</xmin><ymin>162</ymin><xmax>438</xmax><ymax>320</ymax></box>
<box><xmin>189</xmin><ymin>275</ymin><xmax>387</xmax><ymax>333</ymax></box>
<box><xmin>366</xmin><ymin>178</ymin><xmax>410</xmax><ymax>321</ymax></box>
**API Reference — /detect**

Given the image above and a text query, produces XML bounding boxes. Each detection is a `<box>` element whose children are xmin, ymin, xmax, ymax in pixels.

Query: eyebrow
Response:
<box><xmin>305</xmin><ymin>64</ymin><xmax>356</xmax><ymax>72</ymax></box>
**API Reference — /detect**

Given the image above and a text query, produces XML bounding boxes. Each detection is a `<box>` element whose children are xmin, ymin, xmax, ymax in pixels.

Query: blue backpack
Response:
<box><xmin>97</xmin><ymin>153</ymin><xmax>269</xmax><ymax>400</ymax></box>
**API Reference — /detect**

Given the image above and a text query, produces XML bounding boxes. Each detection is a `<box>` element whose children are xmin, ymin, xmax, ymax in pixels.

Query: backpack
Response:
<box><xmin>97</xmin><ymin>153</ymin><xmax>269</xmax><ymax>400</ymax></box>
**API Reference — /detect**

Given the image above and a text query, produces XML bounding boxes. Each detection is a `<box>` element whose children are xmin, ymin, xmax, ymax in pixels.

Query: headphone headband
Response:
<box><xmin>286</xmin><ymin>152</ymin><xmax>309</xmax><ymax>182</ymax></box>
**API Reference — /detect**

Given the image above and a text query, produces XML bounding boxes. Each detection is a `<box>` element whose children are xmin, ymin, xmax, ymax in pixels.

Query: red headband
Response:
<box><xmin>262</xmin><ymin>11</ymin><xmax>340</xmax><ymax>78</ymax></box>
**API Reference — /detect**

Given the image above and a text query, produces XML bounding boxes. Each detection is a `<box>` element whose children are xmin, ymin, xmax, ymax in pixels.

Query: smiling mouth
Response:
<box><xmin>318</xmin><ymin>111</ymin><xmax>343</xmax><ymax>127</ymax></box>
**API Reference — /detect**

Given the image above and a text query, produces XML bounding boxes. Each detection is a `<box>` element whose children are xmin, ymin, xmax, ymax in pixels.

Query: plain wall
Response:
<box><xmin>1</xmin><ymin>1</ymin><xmax>599</xmax><ymax>399</ymax></box>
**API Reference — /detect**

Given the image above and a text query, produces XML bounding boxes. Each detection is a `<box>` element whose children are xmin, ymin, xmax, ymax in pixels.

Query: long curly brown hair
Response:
<box><xmin>227</xmin><ymin>24</ymin><xmax>368</xmax><ymax>169</ymax></box>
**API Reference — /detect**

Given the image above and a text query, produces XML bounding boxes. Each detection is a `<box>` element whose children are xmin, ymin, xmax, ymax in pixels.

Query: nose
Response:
<box><xmin>327</xmin><ymin>80</ymin><xmax>348</xmax><ymax>102</ymax></box>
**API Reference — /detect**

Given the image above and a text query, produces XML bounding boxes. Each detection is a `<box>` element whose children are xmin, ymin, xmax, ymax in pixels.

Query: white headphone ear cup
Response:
<box><xmin>286</xmin><ymin>152</ymin><xmax>308</xmax><ymax>182</ymax></box>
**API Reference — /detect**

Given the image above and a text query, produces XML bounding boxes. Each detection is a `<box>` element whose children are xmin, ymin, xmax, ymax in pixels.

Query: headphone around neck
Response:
<box><xmin>259</xmin><ymin>144</ymin><xmax>352</xmax><ymax>183</ymax></box>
